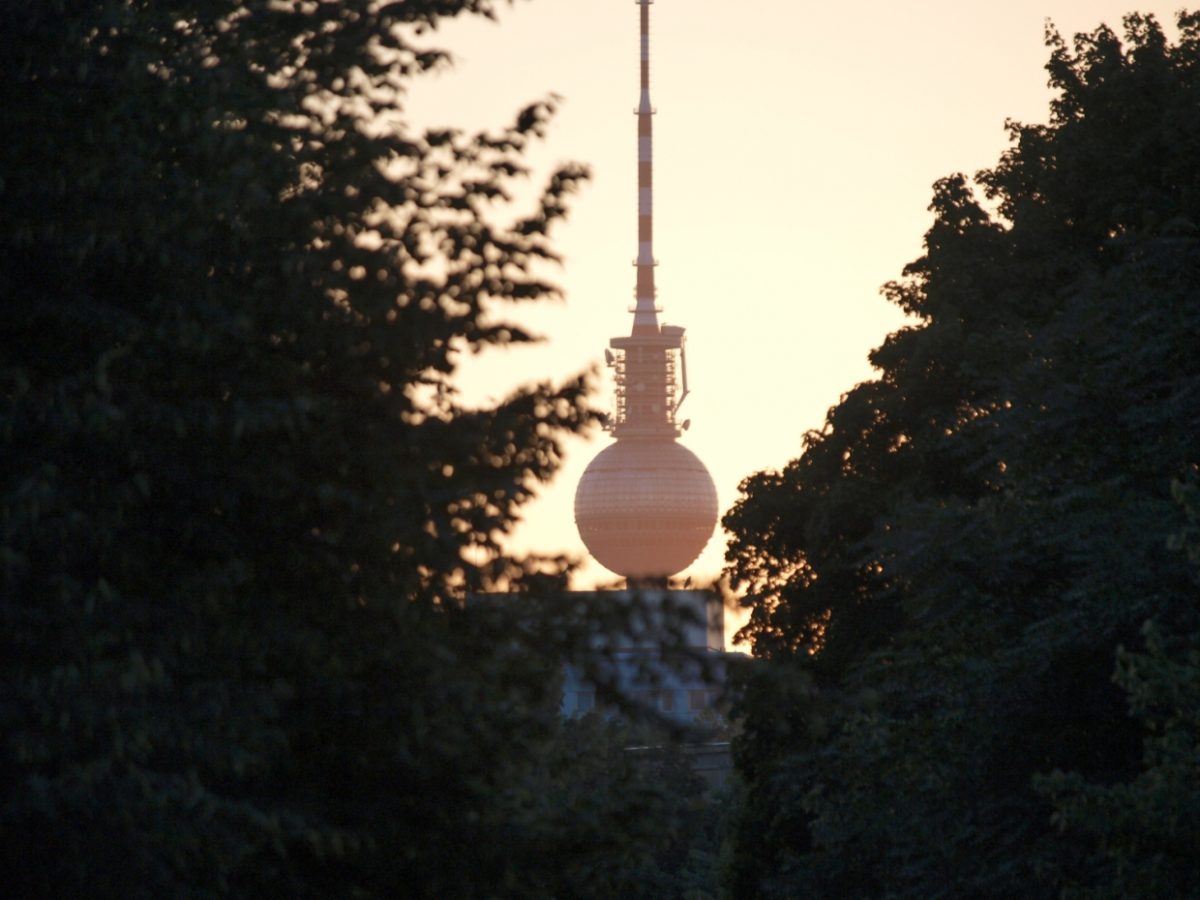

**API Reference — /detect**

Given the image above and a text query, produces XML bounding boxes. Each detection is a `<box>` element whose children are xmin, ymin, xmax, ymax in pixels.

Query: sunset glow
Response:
<box><xmin>403</xmin><ymin>0</ymin><xmax>1183</xmax><ymax>594</ymax></box>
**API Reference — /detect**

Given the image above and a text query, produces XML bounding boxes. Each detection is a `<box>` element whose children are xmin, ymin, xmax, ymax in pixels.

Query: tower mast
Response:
<box><xmin>633</xmin><ymin>0</ymin><xmax>659</xmax><ymax>336</ymax></box>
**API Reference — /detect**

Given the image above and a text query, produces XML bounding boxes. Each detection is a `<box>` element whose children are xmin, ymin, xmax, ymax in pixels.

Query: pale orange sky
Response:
<box><xmin>403</xmin><ymin>1</ymin><xmax>1181</xmax><ymax>610</ymax></box>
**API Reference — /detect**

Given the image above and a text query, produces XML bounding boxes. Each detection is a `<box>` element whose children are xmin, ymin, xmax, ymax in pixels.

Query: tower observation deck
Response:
<box><xmin>574</xmin><ymin>0</ymin><xmax>718</xmax><ymax>582</ymax></box>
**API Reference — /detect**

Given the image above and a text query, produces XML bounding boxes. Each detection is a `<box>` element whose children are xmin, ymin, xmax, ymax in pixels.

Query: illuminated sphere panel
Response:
<box><xmin>574</xmin><ymin>439</ymin><xmax>718</xmax><ymax>578</ymax></box>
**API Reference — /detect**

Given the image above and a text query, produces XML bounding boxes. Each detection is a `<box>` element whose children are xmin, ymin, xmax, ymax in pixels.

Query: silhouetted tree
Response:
<box><xmin>723</xmin><ymin>11</ymin><xmax>1200</xmax><ymax>898</ymax></box>
<box><xmin>0</xmin><ymin>2</ymin><xmax>721</xmax><ymax>896</ymax></box>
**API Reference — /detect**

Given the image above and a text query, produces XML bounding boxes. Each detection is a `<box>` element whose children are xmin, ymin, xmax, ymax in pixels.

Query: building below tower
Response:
<box><xmin>559</xmin><ymin>587</ymin><xmax>726</xmax><ymax>721</ymax></box>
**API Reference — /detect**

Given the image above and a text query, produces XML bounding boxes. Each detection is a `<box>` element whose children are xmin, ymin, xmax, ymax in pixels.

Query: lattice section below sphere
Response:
<box><xmin>574</xmin><ymin>439</ymin><xmax>718</xmax><ymax>578</ymax></box>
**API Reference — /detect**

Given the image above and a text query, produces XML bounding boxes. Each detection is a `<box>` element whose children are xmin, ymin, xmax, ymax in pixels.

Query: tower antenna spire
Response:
<box><xmin>632</xmin><ymin>0</ymin><xmax>659</xmax><ymax>336</ymax></box>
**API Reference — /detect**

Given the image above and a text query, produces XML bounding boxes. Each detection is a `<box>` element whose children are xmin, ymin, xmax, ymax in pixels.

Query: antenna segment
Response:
<box><xmin>632</xmin><ymin>0</ymin><xmax>659</xmax><ymax>336</ymax></box>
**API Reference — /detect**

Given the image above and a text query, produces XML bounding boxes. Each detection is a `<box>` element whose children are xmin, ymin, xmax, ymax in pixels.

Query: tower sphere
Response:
<box><xmin>575</xmin><ymin>439</ymin><xmax>718</xmax><ymax>579</ymax></box>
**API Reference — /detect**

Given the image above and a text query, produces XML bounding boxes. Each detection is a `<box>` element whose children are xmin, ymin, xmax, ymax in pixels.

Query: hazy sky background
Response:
<box><xmin>403</xmin><ymin>1</ymin><xmax>1182</xmax><ymax>613</ymax></box>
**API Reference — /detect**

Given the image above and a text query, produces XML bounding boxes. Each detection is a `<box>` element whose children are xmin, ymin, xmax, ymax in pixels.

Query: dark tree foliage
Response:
<box><xmin>0</xmin><ymin>2</ymin><xmax>718</xmax><ymax>897</ymax></box>
<box><xmin>518</xmin><ymin>714</ymin><xmax>726</xmax><ymax>900</ymax></box>
<box><xmin>723</xmin><ymin>12</ymin><xmax>1200</xmax><ymax>899</ymax></box>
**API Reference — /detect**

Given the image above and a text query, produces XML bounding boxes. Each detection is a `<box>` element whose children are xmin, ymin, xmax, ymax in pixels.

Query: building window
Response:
<box><xmin>688</xmin><ymin>689</ymin><xmax>708</xmax><ymax>711</ymax></box>
<box><xmin>575</xmin><ymin>691</ymin><xmax>594</xmax><ymax>714</ymax></box>
<box><xmin>658</xmin><ymin>690</ymin><xmax>676</xmax><ymax>713</ymax></box>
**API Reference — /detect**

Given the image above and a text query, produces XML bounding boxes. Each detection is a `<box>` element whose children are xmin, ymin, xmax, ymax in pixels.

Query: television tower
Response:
<box><xmin>574</xmin><ymin>0</ymin><xmax>718</xmax><ymax>582</ymax></box>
